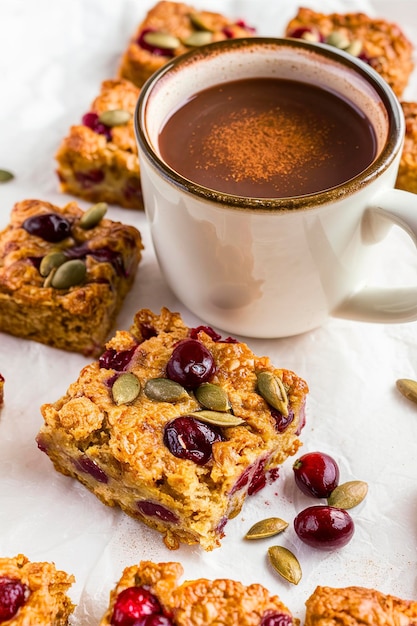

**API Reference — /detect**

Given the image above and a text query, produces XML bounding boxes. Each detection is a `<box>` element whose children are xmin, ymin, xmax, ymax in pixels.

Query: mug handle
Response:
<box><xmin>334</xmin><ymin>188</ymin><xmax>417</xmax><ymax>323</ymax></box>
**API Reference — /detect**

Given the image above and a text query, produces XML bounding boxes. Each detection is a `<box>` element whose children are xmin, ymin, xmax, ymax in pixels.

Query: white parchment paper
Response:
<box><xmin>1</xmin><ymin>0</ymin><xmax>417</xmax><ymax>623</ymax></box>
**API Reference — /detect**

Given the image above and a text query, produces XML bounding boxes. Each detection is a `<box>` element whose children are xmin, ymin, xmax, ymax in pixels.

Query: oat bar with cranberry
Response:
<box><xmin>0</xmin><ymin>199</ymin><xmax>142</xmax><ymax>356</ymax></box>
<box><xmin>99</xmin><ymin>561</ymin><xmax>296</xmax><ymax>626</ymax></box>
<box><xmin>285</xmin><ymin>8</ymin><xmax>414</xmax><ymax>98</ymax></box>
<box><xmin>37</xmin><ymin>307</ymin><xmax>308</xmax><ymax>551</ymax></box>
<box><xmin>0</xmin><ymin>554</ymin><xmax>75</xmax><ymax>625</ymax></box>
<box><xmin>305</xmin><ymin>585</ymin><xmax>417</xmax><ymax>626</ymax></box>
<box><xmin>118</xmin><ymin>0</ymin><xmax>256</xmax><ymax>88</ymax></box>
<box><xmin>396</xmin><ymin>101</ymin><xmax>417</xmax><ymax>194</ymax></box>
<box><xmin>56</xmin><ymin>79</ymin><xmax>143</xmax><ymax>210</ymax></box>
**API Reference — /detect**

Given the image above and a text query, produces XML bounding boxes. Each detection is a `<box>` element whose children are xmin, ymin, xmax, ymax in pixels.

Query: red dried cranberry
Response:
<box><xmin>99</xmin><ymin>345</ymin><xmax>137</xmax><ymax>371</ymax></box>
<box><xmin>271</xmin><ymin>407</ymin><xmax>294</xmax><ymax>433</ymax></box>
<box><xmin>36</xmin><ymin>435</ymin><xmax>48</xmax><ymax>453</ymax></box>
<box><xmin>215</xmin><ymin>516</ymin><xmax>228</xmax><ymax>535</ymax></box>
<box><xmin>293</xmin><ymin>451</ymin><xmax>339</xmax><ymax>498</ymax></box>
<box><xmin>166</xmin><ymin>339</ymin><xmax>215</xmax><ymax>389</ymax></box>
<box><xmin>0</xmin><ymin>577</ymin><xmax>29</xmax><ymax>622</ymax></box>
<box><xmin>65</xmin><ymin>243</ymin><xmax>126</xmax><ymax>277</ymax></box>
<box><xmin>74</xmin><ymin>456</ymin><xmax>108</xmax><ymax>484</ymax></box>
<box><xmin>140</xmin><ymin>324</ymin><xmax>157</xmax><ymax>340</ymax></box>
<box><xmin>124</xmin><ymin>177</ymin><xmax>143</xmax><ymax>203</ymax></box>
<box><xmin>137</xmin><ymin>29</ymin><xmax>176</xmax><ymax>57</ymax></box>
<box><xmin>136</xmin><ymin>501</ymin><xmax>179</xmax><ymax>524</ymax></box>
<box><xmin>190</xmin><ymin>326</ymin><xmax>237</xmax><ymax>343</ymax></box>
<box><xmin>90</xmin><ymin>247</ymin><xmax>126</xmax><ymax>277</ymax></box>
<box><xmin>247</xmin><ymin>457</ymin><xmax>267</xmax><ymax>495</ymax></box>
<box><xmin>294</xmin><ymin>505</ymin><xmax>354</xmax><ymax>550</ymax></box>
<box><xmin>235</xmin><ymin>19</ymin><xmax>256</xmax><ymax>32</ymax></box>
<box><xmin>286</xmin><ymin>26</ymin><xmax>323</xmax><ymax>42</ymax></box>
<box><xmin>75</xmin><ymin>169</ymin><xmax>105</xmax><ymax>188</ymax></box>
<box><xmin>163</xmin><ymin>415</ymin><xmax>223</xmax><ymax>465</ymax></box>
<box><xmin>141</xmin><ymin>616</ymin><xmax>174</xmax><ymax>626</ymax></box>
<box><xmin>22</xmin><ymin>213</ymin><xmax>71</xmax><ymax>243</ymax></box>
<box><xmin>190</xmin><ymin>326</ymin><xmax>222</xmax><ymax>341</ymax></box>
<box><xmin>82</xmin><ymin>111</ymin><xmax>112</xmax><ymax>141</ymax></box>
<box><xmin>111</xmin><ymin>587</ymin><xmax>161</xmax><ymax>626</ymax></box>
<box><xmin>260</xmin><ymin>613</ymin><xmax>293</xmax><ymax>626</ymax></box>
<box><xmin>295</xmin><ymin>403</ymin><xmax>306</xmax><ymax>435</ymax></box>
<box><xmin>230</xmin><ymin>466</ymin><xmax>251</xmax><ymax>494</ymax></box>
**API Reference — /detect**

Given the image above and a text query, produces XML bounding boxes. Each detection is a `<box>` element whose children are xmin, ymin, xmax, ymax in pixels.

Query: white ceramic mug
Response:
<box><xmin>135</xmin><ymin>37</ymin><xmax>417</xmax><ymax>338</ymax></box>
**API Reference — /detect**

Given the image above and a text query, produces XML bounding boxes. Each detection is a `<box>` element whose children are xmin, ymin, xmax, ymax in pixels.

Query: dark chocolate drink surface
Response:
<box><xmin>158</xmin><ymin>77</ymin><xmax>377</xmax><ymax>198</ymax></box>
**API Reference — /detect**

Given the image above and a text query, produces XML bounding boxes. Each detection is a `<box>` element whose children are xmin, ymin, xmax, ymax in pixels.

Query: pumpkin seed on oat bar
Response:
<box><xmin>144</xmin><ymin>378</ymin><xmax>189</xmax><ymax>403</ymax></box>
<box><xmin>256</xmin><ymin>371</ymin><xmax>289</xmax><ymax>415</ymax></box>
<box><xmin>98</xmin><ymin>110</ymin><xmax>131</xmax><ymax>127</ymax></box>
<box><xmin>142</xmin><ymin>31</ymin><xmax>181</xmax><ymax>50</ymax></box>
<box><xmin>189</xmin><ymin>410</ymin><xmax>245</xmax><ymax>428</ymax></box>
<box><xmin>112</xmin><ymin>372</ymin><xmax>141</xmax><ymax>405</ymax></box>
<box><xmin>195</xmin><ymin>383</ymin><xmax>231</xmax><ymax>412</ymax></box>
<box><xmin>79</xmin><ymin>202</ymin><xmax>108</xmax><ymax>229</ymax></box>
<box><xmin>50</xmin><ymin>259</ymin><xmax>86</xmax><ymax>289</ymax></box>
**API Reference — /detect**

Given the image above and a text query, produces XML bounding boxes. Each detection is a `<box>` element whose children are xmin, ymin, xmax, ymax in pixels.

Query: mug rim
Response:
<box><xmin>135</xmin><ymin>36</ymin><xmax>404</xmax><ymax>211</ymax></box>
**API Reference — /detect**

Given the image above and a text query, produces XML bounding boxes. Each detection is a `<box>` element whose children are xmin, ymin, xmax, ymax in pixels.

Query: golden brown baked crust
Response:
<box><xmin>305</xmin><ymin>585</ymin><xmax>417</xmax><ymax>626</ymax></box>
<box><xmin>0</xmin><ymin>199</ymin><xmax>142</xmax><ymax>356</ymax></box>
<box><xmin>118</xmin><ymin>0</ymin><xmax>256</xmax><ymax>87</ymax></box>
<box><xmin>55</xmin><ymin>79</ymin><xmax>143</xmax><ymax>209</ymax></box>
<box><xmin>99</xmin><ymin>560</ymin><xmax>297</xmax><ymax>626</ymax></box>
<box><xmin>0</xmin><ymin>554</ymin><xmax>75</xmax><ymax>625</ymax></box>
<box><xmin>396</xmin><ymin>102</ymin><xmax>417</xmax><ymax>194</ymax></box>
<box><xmin>37</xmin><ymin>307</ymin><xmax>308</xmax><ymax>551</ymax></box>
<box><xmin>0</xmin><ymin>373</ymin><xmax>4</xmax><ymax>408</ymax></box>
<box><xmin>285</xmin><ymin>7</ymin><xmax>414</xmax><ymax>98</ymax></box>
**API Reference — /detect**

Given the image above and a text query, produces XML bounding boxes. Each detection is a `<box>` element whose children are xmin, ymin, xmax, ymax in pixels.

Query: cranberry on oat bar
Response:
<box><xmin>37</xmin><ymin>307</ymin><xmax>308</xmax><ymax>551</ymax></box>
<box><xmin>56</xmin><ymin>79</ymin><xmax>143</xmax><ymax>210</ymax></box>
<box><xmin>0</xmin><ymin>554</ymin><xmax>74</xmax><ymax>625</ymax></box>
<box><xmin>99</xmin><ymin>560</ymin><xmax>296</xmax><ymax>626</ymax></box>
<box><xmin>118</xmin><ymin>1</ymin><xmax>256</xmax><ymax>88</ymax></box>
<box><xmin>0</xmin><ymin>199</ymin><xmax>142</xmax><ymax>356</ymax></box>
<box><xmin>285</xmin><ymin>7</ymin><xmax>414</xmax><ymax>98</ymax></box>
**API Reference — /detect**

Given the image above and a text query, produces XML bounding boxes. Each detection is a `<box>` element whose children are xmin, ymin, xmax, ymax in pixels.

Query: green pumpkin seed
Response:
<box><xmin>195</xmin><ymin>383</ymin><xmax>231</xmax><ymax>412</ymax></box>
<box><xmin>345</xmin><ymin>38</ymin><xmax>363</xmax><ymax>57</ymax></box>
<box><xmin>0</xmin><ymin>169</ymin><xmax>14</xmax><ymax>183</ymax></box>
<box><xmin>396</xmin><ymin>378</ymin><xmax>417</xmax><ymax>405</ymax></box>
<box><xmin>79</xmin><ymin>202</ymin><xmax>108</xmax><ymax>230</ymax></box>
<box><xmin>189</xmin><ymin>12</ymin><xmax>214</xmax><ymax>32</ymax></box>
<box><xmin>327</xmin><ymin>480</ymin><xmax>368</xmax><ymax>509</ymax></box>
<box><xmin>112</xmin><ymin>372</ymin><xmax>141</xmax><ymax>405</ymax></box>
<box><xmin>182</xmin><ymin>31</ymin><xmax>213</xmax><ymax>47</ymax></box>
<box><xmin>268</xmin><ymin>545</ymin><xmax>302</xmax><ymax>585</ymax></box>
<box><xmin>98</xmin><ymin>109</ymin><xmax>131</xmax><ymax>127</ymax></box>
<box><xmin>245</xmin><ymin>517</ymin><xmax>289</xmax><ymax>540</ymax></box>
<box><xmin>144</xmin><ymin>378</ymin><xmax>188</xmax><ymax>403</ymax></box>
<box><xmin>190</xmin><ymin>410</ymin><xmax>244</xmax><ymax>427</ymax></box>
<box><xmin>142</xmin><ymin>31</ymin><xmax>181</xmax><ymax>50</ymax></box>
<box><xmin>39</xmin><ymin>251</ymin><xmax>67</xmax><ymax>277</ymax></box>
<box><xmin>325</xmin><ymin>30</ymin><xmax>350</xmax><ymax>49</ymax></box>
<box><xmin>256</xmin><ymin>371</ymin><xmax>288</xmax><ymax>416</ymax></box>
<box><xmin>50</xmin><ymin>259</ymin><xmax>86</xmax><ymax>289</ymax></box>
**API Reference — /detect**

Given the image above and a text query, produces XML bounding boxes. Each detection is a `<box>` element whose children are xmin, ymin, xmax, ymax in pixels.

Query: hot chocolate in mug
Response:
<box><xmin>135</xmin><ymin>37</ymin><xmax>417</xmax><ymax>338</ymax></box>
